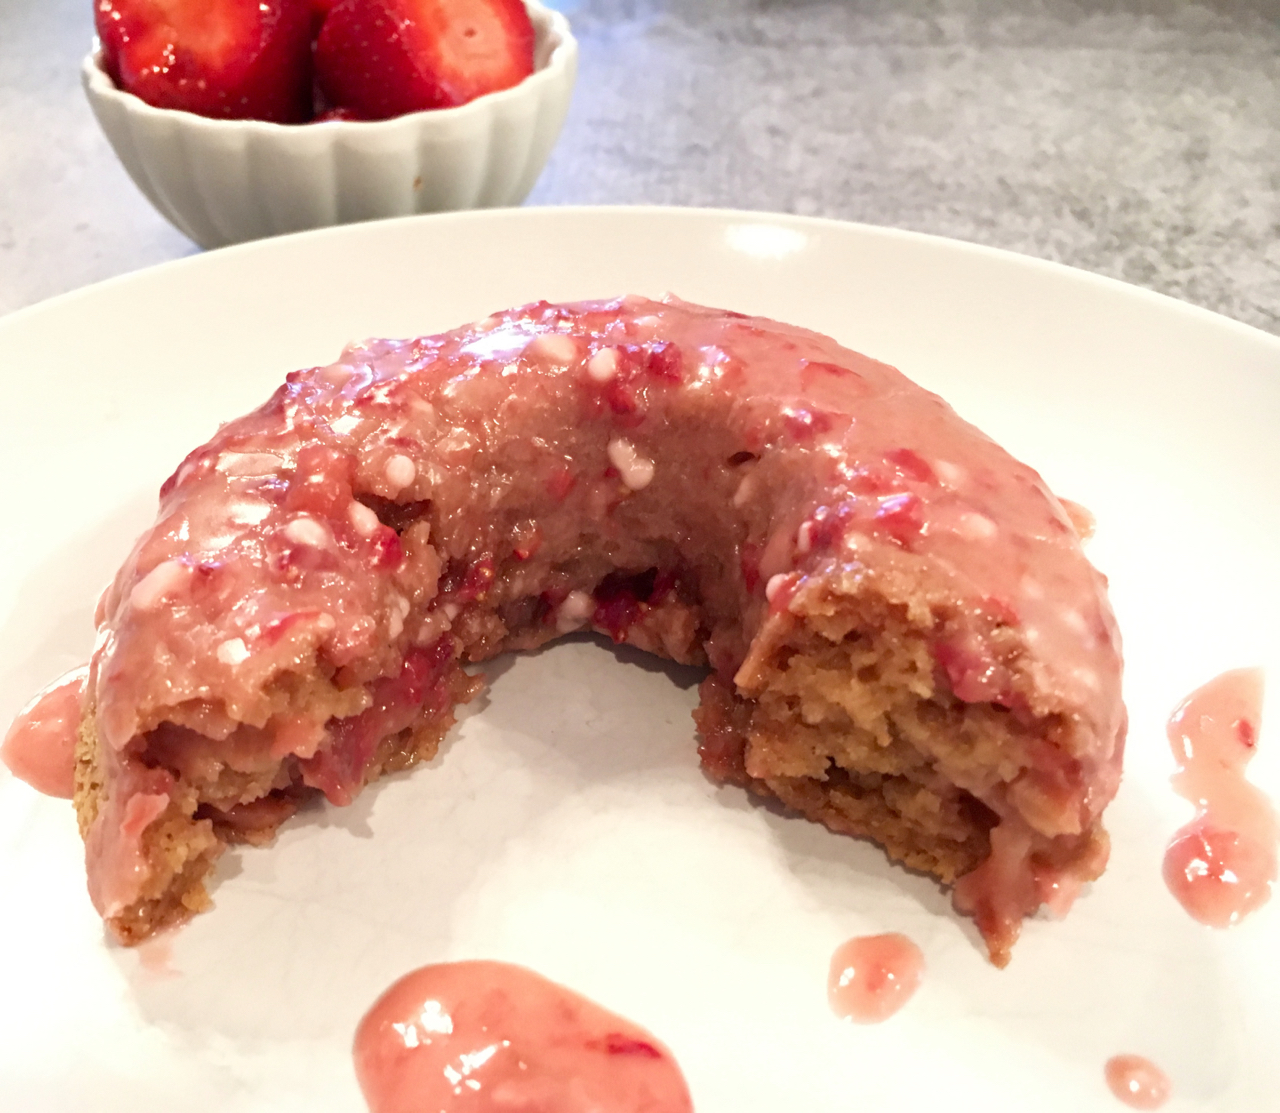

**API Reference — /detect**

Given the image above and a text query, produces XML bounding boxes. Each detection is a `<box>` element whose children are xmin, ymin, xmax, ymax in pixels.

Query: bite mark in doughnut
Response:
<box><xmin>73</xmin><ymin>295</ymin><xmax>1125</xmax><ymax>965</ymax></box>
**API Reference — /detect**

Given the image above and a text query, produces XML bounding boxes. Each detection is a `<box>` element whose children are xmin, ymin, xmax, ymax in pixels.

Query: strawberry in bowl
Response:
<box><xmin>82</xmin><ymin>0</ymin><xmax>577</xmax><ymax>247</ymax></box>
<box><xmin>94</xmin><ymin>0</ymin><xmax>315</xmax><ymax>122</ymax></box>
<box><xmin>94</xmin><ymin>0</ymin><xmax>539</xmax><ymax>123</ymax></box>
<box><xmin>316</xmin><ymin>0</ymin><xmax>537</xmax><ymax>119</ymax></box>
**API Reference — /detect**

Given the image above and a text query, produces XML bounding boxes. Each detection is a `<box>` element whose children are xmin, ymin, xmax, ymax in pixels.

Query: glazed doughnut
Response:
<box><xmin>75</xmin><ymin>295</ymin><xmax>1124</xmax><ymax>965</ymax></box>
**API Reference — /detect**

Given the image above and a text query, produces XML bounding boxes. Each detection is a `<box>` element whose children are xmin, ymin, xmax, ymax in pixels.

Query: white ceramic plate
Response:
<box><xmin>1</xmin><ymin>208</ymin><xmax>1276</xmax><ymax>1113</ymax></box>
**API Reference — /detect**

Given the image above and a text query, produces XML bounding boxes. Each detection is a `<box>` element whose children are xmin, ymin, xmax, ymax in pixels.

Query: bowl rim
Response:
<box><xmin>82</xmin><ymin>0</ymin><xmax>576</xmax><ymax>134</ymax></box>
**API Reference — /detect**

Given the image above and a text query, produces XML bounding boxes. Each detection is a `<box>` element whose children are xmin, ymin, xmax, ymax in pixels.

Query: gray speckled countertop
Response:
<box><xmin>2</xmin><ymin>0</ymin><xmax>1277</xmax><ymax>331</ymax></box>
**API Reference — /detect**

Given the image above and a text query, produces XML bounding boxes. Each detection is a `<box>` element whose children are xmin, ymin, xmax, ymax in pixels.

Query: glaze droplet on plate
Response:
<box><xmin>353</xmin><ymin>960</ymin><xmax>693</xmax><ymax>1113</ymax></box>
<box><xmin>1</xmin><ymin>666</ymin><xmax>87</xmax><ymax>798</ymax></box>
<box><xmin>1105</xmin><ymin>1054</ymin><xmax>1171</xmax><ymax>1109</ymax></box>
<box><xmin>827</xmin><ymin>932</ymin><xmax>924</xmax><ymax>1023</ymax></box>
<box><xmin>1164</xmin><ymin>668</ymin><xmax>1274</xmax><ymax>926</ymax></box>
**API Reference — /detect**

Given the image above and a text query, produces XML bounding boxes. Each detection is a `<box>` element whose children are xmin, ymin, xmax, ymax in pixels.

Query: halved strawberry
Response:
<box><xmin>95</xmin><ymin>0</ymin><xmax>314</xmax><ymax>123</ymax></box>
<box><xmin>314</xmin><ymin>0</ymin><xmax>536</xmax><ymax>121</ymax></box>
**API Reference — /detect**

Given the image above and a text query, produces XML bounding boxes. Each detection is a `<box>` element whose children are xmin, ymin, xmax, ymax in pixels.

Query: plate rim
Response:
<box><xmin>4</xmin><ymin>204</ymin><xmax>1278</xmax><ymax>356</ymax></box>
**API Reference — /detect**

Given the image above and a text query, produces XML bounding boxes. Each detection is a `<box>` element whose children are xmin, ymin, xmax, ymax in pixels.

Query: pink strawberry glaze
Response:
<box><xmin>951</xmin><ymin>792</ymin><xmax>1108</xmax><ymax>966</ymax></box>
<box><xmin>1104</xmin><ymin>1054</ymin><xmax>1171</xmax><ymax>1110</ymax></box>
<box><xmin>1</xmin><ymin>666</ymin><xmax>87</xmax><ymax>798</ymax></box>
<box><xmin>353</xmin><ymin>960</ymin><xmax>692</xmax><ymax>1113</ymax></box>
<box><xmin>85</xmin><ymin>755</ymin><xmax>174</xmax><ymax>918</ymax></box>
<box><xmin>827</xmin><ymin>932</ymin><xmax>924</xmax><ymax>1023</ymax></box>
<box><xmin>1164</xmin><ymin>668</ymin><xmax>1272</xmax><ymax>927</ymax></box>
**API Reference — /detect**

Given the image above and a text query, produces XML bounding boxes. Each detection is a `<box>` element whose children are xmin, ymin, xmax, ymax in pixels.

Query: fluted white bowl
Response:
<box><xmin>82</xmin><ymin>0</ymin><xmax>576</xmax><ymax>249</ymax></box>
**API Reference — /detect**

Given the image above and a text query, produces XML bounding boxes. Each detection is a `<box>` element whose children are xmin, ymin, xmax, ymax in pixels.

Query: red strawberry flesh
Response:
<box><xmin>95</xmin><ymin>0</ymin><xmax>314</xmax><ymax>123</ymax></box>
<box><xmin>315</xmin><ymin>0</ymin><xmax>536</xmax><ymax>120</ymax></box>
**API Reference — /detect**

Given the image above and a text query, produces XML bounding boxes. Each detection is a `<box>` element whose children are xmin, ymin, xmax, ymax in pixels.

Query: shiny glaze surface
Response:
<box><xmin>353</xmin><ymin>960</ymin><xmax>692</xmax><ymax>1113</ymax></box>
<box><xmin>1164</xmin><ymin>668</ymin><xmax>1272</xmax><ymax>927</ymax></box>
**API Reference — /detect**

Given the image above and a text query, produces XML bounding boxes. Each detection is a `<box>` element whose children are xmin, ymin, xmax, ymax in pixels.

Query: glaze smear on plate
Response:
<box><xmin>1</xmin><ymin>667</ymin><xmax>86</xmax><ymax>799</ymax></box>
<box><xmin>1164</xmin><ymin>668</ymin><xmax>1272</xmax><ymax>926</ymax></box>
<box><xmin>1104</xmin><ymin>1054</ymin><xmax>1171</xmax><ymax>1110</ymax></box>
<box><xmin>353</xmin><ymin>960</ymin><xmax>692</xmax><ymax>1112</ymax></box>
<box><xmin>827</xmin><ymin>932</ymin><xmax>924</xmax><ymax>1023</ymax></box>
